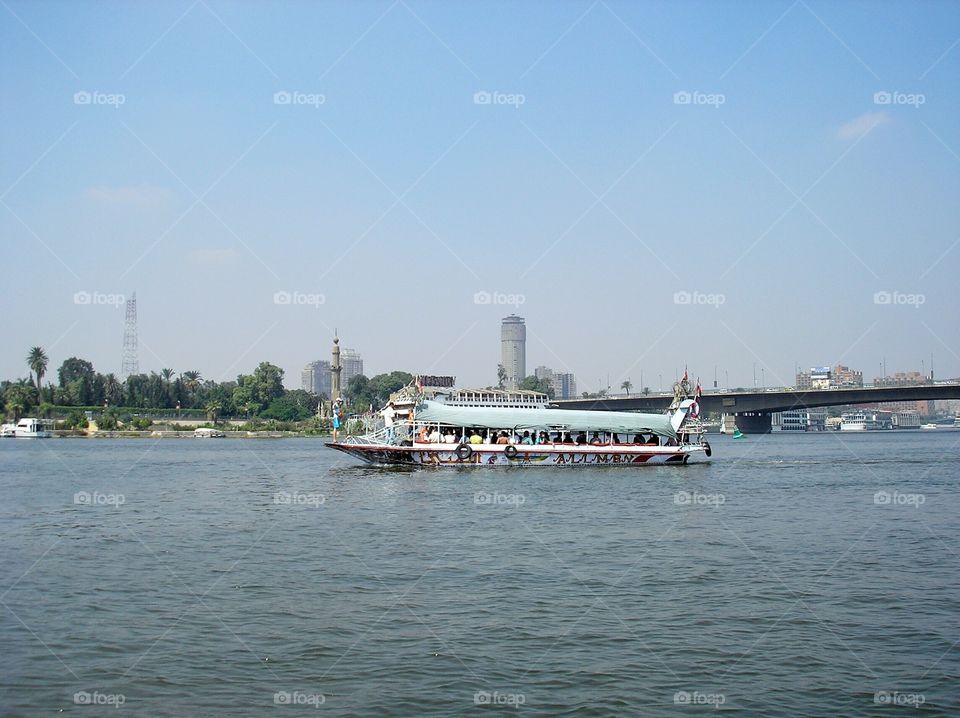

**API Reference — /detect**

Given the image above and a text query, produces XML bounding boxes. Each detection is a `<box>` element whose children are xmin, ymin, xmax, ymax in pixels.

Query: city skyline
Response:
<box><xmin>1</xmin><ymin>1</ymin><xmax>957</xmax><ymax>390</ymax></box>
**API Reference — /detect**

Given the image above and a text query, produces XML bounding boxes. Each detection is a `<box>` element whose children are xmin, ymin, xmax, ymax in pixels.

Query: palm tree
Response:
<box><xmin>161</xmin><ymin>368</ymin><xmax>174</xmax><ymax>384</ymax></box>
<box><xmin>205</xmin><ymin>400</ymin><xmax>222</xmax><ymax>424</ymax></box>
<box><xmin>27</xmin><ymin>347</ymin><xmax>48</xmax><ymax>397</ymax></box>
<box><xmin>620</xmin><ymin>379</ymin><xmax>632</xmax><ymax>396</ymax></box>
<box><xmin>181</xmin><ymin>371</ymin><xmax>201</xmax><ymax>407</ymax></box>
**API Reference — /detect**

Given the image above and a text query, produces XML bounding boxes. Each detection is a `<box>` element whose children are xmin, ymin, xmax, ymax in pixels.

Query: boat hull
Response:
<box><xmin>326</xmin><ymin>442</ymin><xmax>708</xmax><ymax>467</ymax></box>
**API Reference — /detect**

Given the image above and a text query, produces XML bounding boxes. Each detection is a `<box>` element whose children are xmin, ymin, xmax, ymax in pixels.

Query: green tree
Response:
<box><xmin>27</xmin><ymin>347</ymin><xmax>48</xmax><ymax>396</ymax></box>
<box><xmin>497</xmin><ymin>364</ymin><xmax>507</xmax><ymax>390</ymax></box>
<box><xmin>262</xmin><ymin>390</ymin><xmax>316</xmax><ymax>421</ymax></box>
<box><xmin>519</xmin><ymin>375</ymin><xmax>554</xmax><ymax>398</ymax></box>
<box><xmin>58</xmin><ymin>357</ymin><xmax>95</xmax><ymax>387</ymax></box>
<box><xmin>620</xmin><ymin>379</ymin><xmax>632</xmax><ymax>396</ymax></box>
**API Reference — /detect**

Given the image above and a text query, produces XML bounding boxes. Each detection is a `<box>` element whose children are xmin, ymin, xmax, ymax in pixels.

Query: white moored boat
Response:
<box><xmin>13</xmin><ymin>418</ymin><xmax>51</xmax><ymax>438</ymax></box>
<box><xmin>327</xmin><ymin>397</ymin><xmax>711</xmax><ymax>467</ymax></box>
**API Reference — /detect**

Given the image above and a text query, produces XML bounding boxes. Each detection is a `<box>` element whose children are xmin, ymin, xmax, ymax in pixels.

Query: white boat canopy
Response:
<box><xmin>414</xmin><ymin>400</ymin><xmax>678</xmax><ymax>439</ymax></box>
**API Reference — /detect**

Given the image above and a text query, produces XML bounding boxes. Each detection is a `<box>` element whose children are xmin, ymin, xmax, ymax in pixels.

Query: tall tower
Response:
<box><xmin>121</xmin><ymin>292</ymin><xmax>139</xmax><ymax>379</ymax></box>
<box><xmin>500</xmin><ymin>314</ymin><xmax>526</xmax><ymax>390</ymax></box>
<box><xmin>331</xmin><ymin>334</ymin><xmax>342</xmax><ymax>401</ymax></box>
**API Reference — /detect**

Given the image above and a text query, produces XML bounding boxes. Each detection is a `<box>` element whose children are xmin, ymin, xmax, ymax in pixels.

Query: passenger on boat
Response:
<box><xmin>646</xmin><ymin>435</ymin><xmax>659</xmax><ymax>446</ymax></box>
<box><xmin>417</xmin><ymin>426</ymin><xmax>430</xmax><ymax>443</ymax></box>
<box><xmin>443</xmin><ymin>430</ymin><xmax>456</xmax><ymax>443</ymax></box>
<box><xmin>428</xmin><ymin>427</ymin><xmax>441</xmax><ymax>443</ymax></box>
<box><xmin>496</xmin><ymin>431</ymin><xmax>510</xmax><ymax>445</ymax></box>
<box><xmin>612</xmin><ymin>433</ymin><xmax>621</xmax><ymax>445</ymax></box>
<box><xmin>632</xmin><ymin>434</ymin><xmax>644</xmax><ymax>444</ymax></box>
<box><xmin>589</xmin><ymin>432</ymin><xmax>602</xmax><ymax>445</ymax></box>
<box><xmin>381</xmin><ymin>402</ymin><xmax>396</xmax><ymax>444</ymax></box>
<box><xmin>538</xmin><ymin>431</ymin><xmax>549</xmax><ymax>445</ymax></box>
<box><xmin>576</xmin><ymin>432</ymin><xmax>588</xmax><ymax>445</ymax></box>
<box><xmin>469</xmin><ymin>429</ymin><xmax>483</xmax><ymax>444</ymax></box>
<box><xmin>520</xmin><ymin>431</ymin><xmax>533</xmax><ymax>445</ymax></box>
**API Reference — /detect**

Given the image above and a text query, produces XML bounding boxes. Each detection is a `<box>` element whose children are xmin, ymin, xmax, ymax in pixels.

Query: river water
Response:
<box><xmin>1</xmin><ymin>431</ymin><xmax>958</xmax><ymax>716</ymax></box>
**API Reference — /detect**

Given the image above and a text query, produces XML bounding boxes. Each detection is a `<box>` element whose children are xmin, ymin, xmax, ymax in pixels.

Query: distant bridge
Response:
<box><xmin>554</xmin><ymin>384</ymin><xmax>960</xmax><ymax>433</ymax></box>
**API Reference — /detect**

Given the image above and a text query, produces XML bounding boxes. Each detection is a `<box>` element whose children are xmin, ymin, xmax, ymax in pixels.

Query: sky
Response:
<box><xmin>1</xmin><ymin>0</ymin><xmax>958</xmax><ymax>392</ymax></box>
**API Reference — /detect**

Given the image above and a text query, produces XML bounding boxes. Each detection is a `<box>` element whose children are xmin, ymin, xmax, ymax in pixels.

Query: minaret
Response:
<box><xmin>331</xmin><ymin>333</ymin><xmax>342</xmax><ymax>401</ymax></box>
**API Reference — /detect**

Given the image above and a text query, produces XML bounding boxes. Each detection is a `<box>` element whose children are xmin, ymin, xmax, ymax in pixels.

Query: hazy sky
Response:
<box><xmin>2</xmin><ymin>0</ymin><xmax>958</xmax><ymax>391</ymax></box>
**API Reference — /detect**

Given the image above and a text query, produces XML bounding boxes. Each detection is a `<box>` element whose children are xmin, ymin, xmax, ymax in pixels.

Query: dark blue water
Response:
<box><xmin>1</xmin><ymin>432</ymin><xmax>959</xmax><ymax>716</ymax></box>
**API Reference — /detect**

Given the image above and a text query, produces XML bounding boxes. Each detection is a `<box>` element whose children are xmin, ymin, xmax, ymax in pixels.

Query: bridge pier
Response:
<box><xmin>735</xmin><ymin>412</ymin><xmax>772</xmax><ymax>434</ymax></box>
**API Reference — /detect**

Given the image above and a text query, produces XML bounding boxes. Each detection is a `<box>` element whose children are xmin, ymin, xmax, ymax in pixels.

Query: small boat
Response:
<box><xmin>1</xmin><ymin>423</ymin><xmax>16</xmax><ymax>438</ymax></box>
<box><xmin>13</xmin><ymin>418</ymin><xmax>51</xmax><ymax>438</ymax></box>
<box><xmin>193</xmin><ymin>427</ymin><xmax>225</xmax><ymax>438</ymax></box>
<box><xmin>327</xmin><ymin>396</ymin><xmax>711</xmax><ymax>467</ymax></box>
<box><xmin>719</xmin><ymin>414</ymin><xmax>728</xmax><ymax>434</ymax></box>
<box><xmin>920</xmin><ymin>423</ymin><xmax>938</xmax><ymax>430</ymax></box>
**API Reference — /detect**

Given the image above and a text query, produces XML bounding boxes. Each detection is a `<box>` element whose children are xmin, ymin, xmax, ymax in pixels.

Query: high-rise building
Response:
<box><xmin>301</xmin><ymin>360</ymin><xmax>332</xmax><ymax>398</ymax></box>
<box><xmin>534</xmin><ymin>365</ymin><xmax>576</xmax><ymax>399</ymax></box>
<box><xmin>341</xmin><ymin>349</ymin><xmax>364</xmax><ymax>389</ymax></box>
<box><xmin>501</xmin><ymin>315</ymin><xmax>526</xmax><ymax>390</ymax></box>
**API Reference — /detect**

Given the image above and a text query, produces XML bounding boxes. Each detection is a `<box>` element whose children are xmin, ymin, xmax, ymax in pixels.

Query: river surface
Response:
<box><xmin>1</xmin><ymin>431</ymin><xmax>959</xmax><ymax>716</ymax></box>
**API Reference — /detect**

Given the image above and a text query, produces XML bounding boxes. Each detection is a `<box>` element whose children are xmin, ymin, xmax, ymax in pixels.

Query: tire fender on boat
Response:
<box><xmin>456</xmin><ymin>444</ymin><xmax>473</xmax><ymax>461</ymax></box>
<box><xmin>504</xmin><ymin>444</ymin><xmax>518</xmax><ymax>460</ymax></box>
<box><xmin>702</xmin><ymin>440</ymin><xmax>712</xmax><ymax>457</ymax></box>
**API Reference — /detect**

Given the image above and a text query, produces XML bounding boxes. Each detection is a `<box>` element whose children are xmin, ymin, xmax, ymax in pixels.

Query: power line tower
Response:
<box><xmin>121</xmin><ymin>292</ymin><xmax>139</xmax><ymax>379</ymax></box>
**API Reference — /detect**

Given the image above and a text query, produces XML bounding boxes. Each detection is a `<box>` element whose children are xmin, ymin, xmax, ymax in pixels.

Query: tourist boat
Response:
<box><xmin>840</xmin><ymin>411</ymin><xmax>872</xmax><ymax>431</ymax></box>
<box><xmin>919</xmin><ymin>423</ymin><xmax>938</xmax><ymax>430</ymax></box>
<box><xmin>1</xmin><ymin>423</ymin><xmax>16</xmax><ymax>438</ymax></box>
<box><xmin>193</xmin><ymin>427</ymin><xmax>225</xmax><ymax>438</ymax></box>
<box><xmin>13</xmin><ymin>418</ymin><xmax>51</xmax><ymax>438</ymax></box>
<box><xmin>327</xmin><ymin>398</ymin><xmax>710</xmax><ymax>467</ymax></box>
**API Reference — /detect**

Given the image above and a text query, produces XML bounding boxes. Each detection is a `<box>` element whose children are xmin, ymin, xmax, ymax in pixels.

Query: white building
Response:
<box><xmin>501</xmin><ymin>315</ymin><xmax>526</xmax><ymax>391</ymax></box>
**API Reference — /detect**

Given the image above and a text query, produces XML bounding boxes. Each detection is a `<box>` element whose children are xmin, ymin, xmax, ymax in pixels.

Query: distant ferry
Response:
<box><xmin>920</xmin><ymin>423</ymin><xmax>938</xmax><ymax>430</ymax></box>
<box><xmin>327</xmin><ymin>386</ymin><xmax>711</xmax><ymax>467</ymax></box>
<box><xmin>1</xmin><ymin>418</ymin><xmax>52</xmax><ymax>438</ymax></box>
<box><xmin>839</xmin><ymin>411</ymin><xmax>872</xmax><ymax>431</ymax></box>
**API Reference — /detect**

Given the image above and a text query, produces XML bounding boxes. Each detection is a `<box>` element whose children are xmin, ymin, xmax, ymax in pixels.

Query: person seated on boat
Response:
<box><xmin>589</xmin><ymin>432</ymin><xmax>603</xmax><ymax>445</ymax></box>
<box><xmin>496</xmin><ymin>431</ymin><xmax>510</xmax><ymax>445</ymax></box>
<box><xmin>469</xmin><ymin>429</ymin><xmax>483</xmax><ymax>444</ymax></box>
<box><xmin>520</xmin><ymin>431</ymin><xmax>533</xmax><ymax>445</ymax></box>
<box><xmin>575</xmin><ymin>431</ymin><xmax>588</xmax><ymax>445</ymax></box>
<box><xmin>645</xmin><ymin>434</ymin><xmax>659</xmax><ymax>445</ymax></box>
<box><xmin>428</xmin><ymin>426</ymin><xmax>441</xmax><ymax>443</ymax></box>
<box><xmin>417</xmin><ymin>426</ymin><xmax>430</xmax><ymax>443</ymax></box>
<box><xmin>633</xmin><ymin>434</ymin><xmax>644</xmax><ymax>444</ymax></box>
<box><xmin>611</xmin><ymin>433</ymin><xmax>621</xmax><ymax>445</ymax></box>
<box><xmin>538</xmin><ymin>431</ymin><xmax>550</xmax><ymax>445</ymax></box>
<box><xmin>444</xmin><ymin>430</ymin><xmax>457</xmax><ymax>444</ymax></box>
